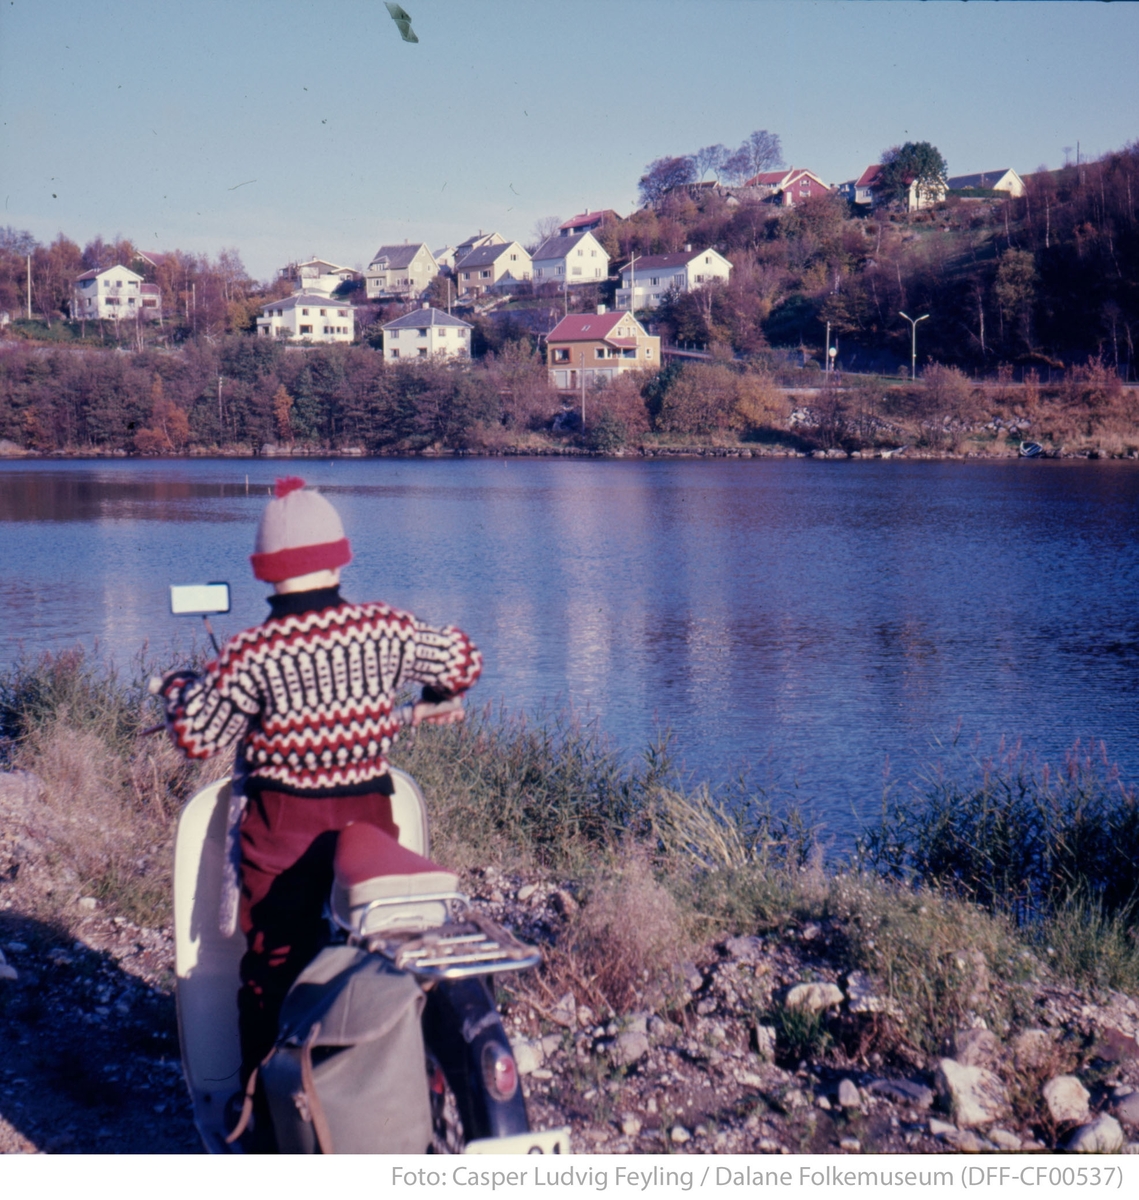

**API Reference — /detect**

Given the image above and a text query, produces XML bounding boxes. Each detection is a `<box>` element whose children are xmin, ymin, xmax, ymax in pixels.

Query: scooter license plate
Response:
<box><xmin>464</xmin><ymin>1127</ymin><xmax>571</xmax><ymax>1155</ymax></box>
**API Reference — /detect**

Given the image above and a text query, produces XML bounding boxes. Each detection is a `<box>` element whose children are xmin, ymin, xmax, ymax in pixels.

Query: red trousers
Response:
<box><xmin>237</xmin><ymin>789</ymin><xmax>398</xmax><ymax>1074</ymax></box>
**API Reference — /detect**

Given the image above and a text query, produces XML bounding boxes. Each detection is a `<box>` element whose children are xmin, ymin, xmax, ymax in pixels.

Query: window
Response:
<box><xmin>300</xmin><ymin>324</ymin><xmax>313</xmax><ymax>334</ymax></box>
<box><xmin>553</xmin><ymin>348</ymin><xmax>569</xmax><ymax>363</ymax></box>
<box><xmin>556</xmin><ymin>267</ymin><xmax>563</xmax><ymax>276</ymax></box>
<box><xmin>595</xmin><ymin>269</ymin><xmax>601</xmax><ymax>278</ymax></box>
<box><xmin>650</xmin><ymin>277</ymin><xmax>659</xmax><ymax>286</ymax></box>
<box><xmin>510</xmin><ymin>254</ymin><xmax>517</xmax><ymax>261</ymax></box>
<box><xmin>417</xmin><ymin>348</ymin><xmax>427</xmax><ymax>357</ymax></box>
<box><xmin>438</xmin><ymin>327</ymin><xmax>447</xmax><ymax>336</ymax></box>
<box><xmin>535</xmin><ymin>268</ymin><xmax>543</xmax><ymax>277</ymax></box>
<box><xmin>576</xmin><ymin>250</ymin><xmax>583</xmax><ymax>257</ymax></box>
<box><xmin>645</xmin><ymin>348</ymin><xmax>653</xmax><ymax>358</ymax></box>
<box><xmin>390</xmin><ymin>329</ymin><xmax>399</xmax><ymax>338</ymax></box>
<box><xmin>590</xmin><ymin>250</ymin><xmax>597</xmax><ymax>257</ymax></box>
<box><xmin>595</xmin><ymin>348</ymin><xmax>606</xmax><ymax>359</ymax></box>
<box><xmin>390</xmin><ymin>349</ymin><xmax>399</xmax><ymax>359</ymax></box>
<box><xmin>458</xmin><ymin>328</ymin><xmax>467</xmax><ymax>338</ymax></box>
<box><xmin>480</xmin><ymin>270</ymin><xmax>491</xmax><ymax>279</ymax></box>
<box><xmin>572</xmin><ymin>267</ymin><xmax>582</xmax><ymax>276</ymax></box>
<box><xmin>462</xmin><ymin>272</ymin><xmax>470</xmax><ymax>280</ymax></box>
<box><xmin>338</xmin><ymin>309</ymin><xmax>347</xmax><ymax>317</ymax></box>
<box><xmin>417</xmin><ymin>328</ymin><xmax>427</xmax><ymax>337</ymax></box>
<box><xmin>302</xmin><ymin>308</ymin><xmax>309</xmax><ymax>316</ymax></box>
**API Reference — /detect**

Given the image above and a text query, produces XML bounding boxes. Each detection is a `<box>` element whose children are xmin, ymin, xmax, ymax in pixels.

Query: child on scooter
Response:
<box><xmin>156</xmin><ymin>477</ymin><xmax>480</xmax><ymax>1084</ymax></box>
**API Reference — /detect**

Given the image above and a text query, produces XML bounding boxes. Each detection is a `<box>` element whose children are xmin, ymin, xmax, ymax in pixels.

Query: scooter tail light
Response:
<box><xmin>482</xmin><ymin>1042</ymin><xmax>518</xmax><ymax>1101</ymax></box>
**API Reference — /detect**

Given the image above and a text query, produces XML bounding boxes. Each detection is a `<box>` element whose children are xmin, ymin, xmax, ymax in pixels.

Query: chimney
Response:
<box><xmin>684</xmin><ymin>243</ymin><xmax>692</xmax><ymax>253</ymax></box>
<box><xmin>422</xmin><ymin>301</ymin><xmax>429</xmax><ymax>309</ymax></box>
<box><xmin>597</xmin><ymin>304</ymin><xmax>607</xmax><ymax>314</ymax></box>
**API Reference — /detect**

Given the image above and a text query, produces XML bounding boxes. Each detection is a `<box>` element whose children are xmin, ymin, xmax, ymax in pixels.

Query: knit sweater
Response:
<box><xmin>160</xmin><ymin>587</ymin><xmax>481</xmax><ymax>797</ymax></box>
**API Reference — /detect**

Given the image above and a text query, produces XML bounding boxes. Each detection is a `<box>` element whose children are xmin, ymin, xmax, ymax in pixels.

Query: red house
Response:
<box><xmin>743</xmin><ymin>168</ymin><xmax>831</xmax><ymax>206</ymax></box>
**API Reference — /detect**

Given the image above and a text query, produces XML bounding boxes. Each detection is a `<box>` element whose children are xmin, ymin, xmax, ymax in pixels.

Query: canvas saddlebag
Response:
<box><xmin>258</xmin><ymin>945</ymin><xmax>432</xmax><ymax>1154</ymax></box>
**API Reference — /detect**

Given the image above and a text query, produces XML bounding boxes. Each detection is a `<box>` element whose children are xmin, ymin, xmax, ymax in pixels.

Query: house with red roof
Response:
<box><xmin>743</xmin><ymin>168</ymin><xmax>831</xmax><ymax>206</ymax></box>
<box><xmin>558</xmin><ymin>210</ymin><xmax>621</xmax><ymax>237</ymax></box>
<box><xmin>615</xmin><ymin>246</ymin><xmax>732</xmax><ymax>311</ymax></box>
<box><xmin>841</xmin><ymin>163</ymin><xmax>946</xmax><ymax>211</ymax></box>
<box><xmin>545</xmin><ymin>310</ymin><xmax>659</xmax><ymax>390</ymax></box>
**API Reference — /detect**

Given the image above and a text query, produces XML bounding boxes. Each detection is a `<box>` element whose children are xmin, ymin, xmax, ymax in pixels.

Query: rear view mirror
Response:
<box><xmin>170</xmin><ymin>582</ymin><xmax>231</xmax><ymax>616</ymax></box>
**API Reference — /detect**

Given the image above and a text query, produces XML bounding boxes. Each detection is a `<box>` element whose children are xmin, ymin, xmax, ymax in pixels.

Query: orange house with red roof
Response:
<box><xmin>546</xmin><ymin>311</ymin><xmax>660</xmax><ymax>390</ymax></box>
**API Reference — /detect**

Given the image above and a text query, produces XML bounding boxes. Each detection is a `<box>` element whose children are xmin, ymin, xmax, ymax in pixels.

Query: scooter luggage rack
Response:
<box><xmin>353</xmin><ymin>895</ymin><xmax>542</xmax><ymax>981</ymax></box>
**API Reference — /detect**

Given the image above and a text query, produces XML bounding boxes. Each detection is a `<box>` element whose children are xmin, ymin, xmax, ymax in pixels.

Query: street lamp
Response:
<box><xmin>898</xmin><ymin>311</ymin><xmax>929</xmax><ymax>381</ymax></box>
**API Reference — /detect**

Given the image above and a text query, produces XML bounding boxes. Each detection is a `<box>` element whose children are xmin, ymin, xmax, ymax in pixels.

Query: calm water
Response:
<box><xmin>2</xmin><ymin>457</ymin><xmax>1137</xmax><ymax>839</ymax></box>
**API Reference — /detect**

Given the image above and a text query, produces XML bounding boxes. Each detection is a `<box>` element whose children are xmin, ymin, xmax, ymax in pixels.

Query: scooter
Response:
<box><xmin>164</xmin><ymin>586</ymin><xmax>569</xmax><ymax>1154</ymax></box>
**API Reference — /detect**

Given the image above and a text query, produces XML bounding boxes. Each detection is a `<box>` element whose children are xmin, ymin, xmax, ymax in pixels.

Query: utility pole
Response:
<box><xmin>218</xmin><ymin>375</ymin><xmax>224</xmax><ymax>439</ymax></box>
<box><xmin>580</xmin><ymin>352</ymin><xmax>586</xmax><ymax>431</ymax></box>
<box><xmin>899</xmin><ymin>311</ymin><xmax>929</xmax><ymax>381</ymax></box>
<box><xmin>26</xmin><ymin>254</ymin><xmax>32</xmax><ymax>320</ymax></box>
<box><xmin>825</xmin><ymin>321</ymin><xmax>831</xmax><ymax>373</ymax></box>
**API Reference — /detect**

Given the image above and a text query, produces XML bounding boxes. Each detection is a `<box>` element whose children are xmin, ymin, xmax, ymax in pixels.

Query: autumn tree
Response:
<box><xmin>134</xmin><ymin>375</ymin><xmax>191</xmax><ymax>454</ymax></box>
<box><xmin>271</xmin><ymin>384</ymin><xmax>294</xmax><ymax>444</ymax></box>
<box><xmin>993</xmin><ymin>248</ymin><xmax>1038</xmax><ymax>351</ymax></box>
<box><xmin>638</xmin><ymin>156</ymin><xmax>696</xmax><ymax>206</ymax></box>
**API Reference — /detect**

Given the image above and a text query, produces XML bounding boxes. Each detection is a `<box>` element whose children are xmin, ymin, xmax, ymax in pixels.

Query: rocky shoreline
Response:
<box><xmin>2</xmin><ymin>765</ymin><xmax>1138</xmax><ymax>1155</ymax></box>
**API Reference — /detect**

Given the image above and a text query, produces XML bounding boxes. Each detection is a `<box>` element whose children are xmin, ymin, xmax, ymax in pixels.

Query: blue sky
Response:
<box><xmin>2</xmin><ymin>0</ymin><xmax>1137</xmax><ymax>282</ymax></box>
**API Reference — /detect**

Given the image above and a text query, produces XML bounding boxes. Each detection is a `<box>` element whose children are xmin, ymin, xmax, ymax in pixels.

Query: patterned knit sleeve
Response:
<box><xmin>159</xmin><ymin>641</ymin><xmax>263</xmax><ymax>760</ymax></box>
<box><xmin>404</xmin><ymin>619</ymin><xmax>483</xmax><ymax>699</ymax></box>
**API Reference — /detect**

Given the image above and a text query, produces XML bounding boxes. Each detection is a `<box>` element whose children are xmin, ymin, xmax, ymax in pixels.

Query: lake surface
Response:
<box><xmin>2</xmin><ymin>457</ymin><xmax>1137</xmax><ymax>841</ymax></box>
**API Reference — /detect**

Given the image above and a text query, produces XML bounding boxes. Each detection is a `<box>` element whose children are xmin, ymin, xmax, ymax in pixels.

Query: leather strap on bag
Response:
<box><xmin>300</xmin><ymin>1020</ymin><xmax>335</xmax><ymax>1154</ymax></box>
<box><xmin>224</xmin><ymin>1045</ymin><xmax>276</xmax><ymax>1145</ymax></box>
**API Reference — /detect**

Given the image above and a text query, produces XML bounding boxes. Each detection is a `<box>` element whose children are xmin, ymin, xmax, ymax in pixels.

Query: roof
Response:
<box><xmin>455</xmin><ymin>241</ymin><xmax>528</xmax><ymax>269</ymax></box>
<box><xmin>947</xmin><ymin>170</ymin><xmax>1018</xmax><ymax>190</ymax></box>
<box><xmin>75</xmin><ymin>264</ymin><xmax>142</xmax><ymax>281</ymax></box>
<box><xmin>855</xmin><ymin>164</ymin><xmax>884</xmax><ymax>188</ymax></box>
<box><xmin>531</xmin><ymin>232</ymin><xmax>601</xmax><ymax>263</ymax></box>
<box><xmin>619</xmin><ymin>248</ymin><xmax>726</xmax><ymax>274</ymax></box>
<box><xmin>368</xmin><ymin>243</ymin><xmax>432</xmax><ymax>270</ymax></box>
<box><xmin>382</xmin><ymin>307</ymin><xmax>472</xmax><ymax>330</ymax></box>
<box><xmin>456</xmin><ymin>231</ymin><xmax>505</xmax><ymax>253</ymax></box>
<box><xmin>558</xmin><ymin>209</ymin><xmax>618</xmax><ymax>232</ymax></box>
<box><xmin>260</xmin><ymin>293</ymin><xmax>355</xmax><ymax>311</ymax></box>
<box><xmin>548</xmin><ymin>312</ymin><xmax>633</xmax><ymax>342</ymax></box>
<box><xmin>745</xmin><ymin>170</ymin><xmax>794</xmax><ymax>187</ymax></box>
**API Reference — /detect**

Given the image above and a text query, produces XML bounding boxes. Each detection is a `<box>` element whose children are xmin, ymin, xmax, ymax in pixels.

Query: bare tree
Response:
<box><xmin>530</xmin><ymin>215</ymin><xmax>563</xmax><ymax>247</ymax></box>
<box><xmin>723</xmin><ymin>129</ymin><xmax>785</xmax><ymax>184</ymax></box>
<box><xmin>694</xmin><ymin>144</ymin><xmax>730</xmax><ymax>182</ymax></box>
<box><xmin>638</xmin><ymin>156</ymin><xmax>697</xmax><ymax>206</ymax></box>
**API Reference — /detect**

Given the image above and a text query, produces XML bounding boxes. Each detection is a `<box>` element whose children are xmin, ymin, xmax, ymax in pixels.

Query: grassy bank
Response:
<box><xmin>2</xmin><ymin>650</ymin><xmax>1137</xmax><ymax>1061</ymax></box>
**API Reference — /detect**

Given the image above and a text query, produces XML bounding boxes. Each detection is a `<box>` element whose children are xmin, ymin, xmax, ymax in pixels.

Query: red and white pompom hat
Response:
<box><xmin>249</xmin><ymin>476</ymin><xmax>352</xmax><ymax>583</ymax></box>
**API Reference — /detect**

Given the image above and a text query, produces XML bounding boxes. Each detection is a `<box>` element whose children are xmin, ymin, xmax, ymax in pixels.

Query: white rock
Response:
<box><xmin>611</xmin><ymin>1031</ymin><xmax>650</xmax><ymax>1066</ymax></box>
<box><xmin>670</xmin><ymin>1125</ymin><xmax>691</xmax><ymax>1144</ymax></box>
<box><xmin>621</xmin><ymin>1114</ymin><xmax>642</xmax><ymax>1136</ymax></box>
<box><xmin>929</xmin><ymin>1118</ymin><xmax>958</xmax><ymax>1137</ymax></box>
<box><xmin>845</xmin><ymin>970</ymin><xmax>903</xmax><ymax>1017</ymax></box>
<box><xmin>838</xmin><ymin>1137</ymin><xmax>861</xmax><ymax>1152</ymax></box>
<box><xmin>784</xmin><ymin>982</ymin><xmax>843</xmax><ymax>1013</ymax></box>
<box><xmin>988</xmin><ymin>1128</ymin><xmax>1022</xmax><ymax>1151</ymax></box>
<box><xmin>1011</xmin><ymin>1028</ymin><xmax>1054</xmax><ymax>1068</ymax></box>
<box><xmin>1042</xmin><ymin>1075</ymin><xmax>1090</xmax><ymax>1125</ymax></box>
<box><xmin>511</xmin><ymin>1038</ymin><xmax>544</xmax><ymax>1076</ymax></box>
<box><xmin>1066</xmin><ymin>1114</ymin><xmax>1124</xmax><ymax>1154</ymax></box>
<box><xmin>550</xmin><ymin>992</ymin><xmax>576</xmax><ymax>1028</ymax></box>
<box><xmin>1114</xmin><ymin>1091</ymin><xmax>1139</xmax><ymax>1127</ymax></box>
<box><xmin>78</xmin><ymin>896</ymin><xmax>98</xmax><ymax>912</ymax></box>
<box><xmin>754</xmin><ymin>1024</ymin><xmax>777</xmax><ymax>1063</ymax></box>
<box><xmin>935</xmin><ymin>1058</ymin><xmax>1008</xmax><ymax>1128</ymax></box>
<box><xmin>837</xmin><ymin>1078</ymin><xmax>861</xmax><ymax>1109</ymax></box>
<box><xmin>516</xmin><ymin>883</ymin><xmax>538</xmax><ymax>902</ymax></box>
<box><xmin>0</xmin><ymin>963</ymin><xmax>17</xmax><ymax>982</ymax></box>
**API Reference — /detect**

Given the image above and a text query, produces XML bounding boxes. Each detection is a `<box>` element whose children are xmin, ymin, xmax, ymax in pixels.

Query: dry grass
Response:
<box><xmin>564</xmin><ymin>849</ymin><xmax>691</xmax><ymax>1013</ymax></box>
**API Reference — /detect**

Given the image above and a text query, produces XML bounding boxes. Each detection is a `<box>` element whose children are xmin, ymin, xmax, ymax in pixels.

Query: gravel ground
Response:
<box><xmin>3</xmin><ymin>771</ymin><xmax>1139</xmax><ymax>1155</ymax></box>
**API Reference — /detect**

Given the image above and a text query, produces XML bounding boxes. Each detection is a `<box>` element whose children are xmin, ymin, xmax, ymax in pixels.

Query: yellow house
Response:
<box><xmin>546</xmin><ymin>311</ymin><xmax>659</xmax><ymax>390</ymax></box>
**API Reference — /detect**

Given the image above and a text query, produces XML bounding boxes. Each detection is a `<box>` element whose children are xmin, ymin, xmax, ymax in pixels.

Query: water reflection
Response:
<box><xmin>2</xmin><ymin>457</ymin><xmax>1137</xmax><ymax>837</ymax></box>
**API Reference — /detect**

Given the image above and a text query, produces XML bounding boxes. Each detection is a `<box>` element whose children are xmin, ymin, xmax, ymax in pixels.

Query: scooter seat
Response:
<box><xmin>332</xmin><ymin>821</ymin><xmax>460</xmax><ymax>936</ymax></box>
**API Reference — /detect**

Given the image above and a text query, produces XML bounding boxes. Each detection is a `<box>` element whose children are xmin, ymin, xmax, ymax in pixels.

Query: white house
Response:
<box><xmin>72</xmin><ymin>264</ymin><xmax>161</xmax><ymax>321</ymax></box>
<box><xmin>381</xmin><ymin>305</ymin><xmax>472</xmax><ymax>362</ymax></box>
<box><xmin>615</xmin><ymin>246</ymin><xmax>732</xmax><ymax>311</ymax></box>
<box><xmin>947</xmin><ymin>169</ymin><xmax>1025</xmax><ymax>198</ymax></box>
<box><xmin>365</xmin><ymin>244</ymin><xmax>439</xmax><ymax>300</ymax></box>
<box><xmin>277</xmin><ymin>258</ymin><xmax>357</xmax><ymax>296</ymax></box>
<box><xmin>256</xmin><ymin>293</ymin><xmax>355</xmax><ymax>343</ymax></box>
<box><xmin>531</xmin><ymin>232</ymin><xmax>609</xmax><ymax>287</ymax></box>
<box><xmin>455</xmin><ymin>230</ymin><xmax>506</xmax><ymax>260</ymax></box>
<box><xmin>455</xmin><ymin>241</ymin><xmax>532</xmax><ymax>297</ymax></box>
<box><xmin>845</xmin><ymin>164</ymin><xmax>946</xmax><ymax>211</ymax></box>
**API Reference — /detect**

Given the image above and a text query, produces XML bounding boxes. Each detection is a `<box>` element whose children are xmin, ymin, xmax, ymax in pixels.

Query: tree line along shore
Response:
<box><xmin>0</xmin><ymin>337</ymin><xmax>1136</xmax><ymax>460</ymax></box>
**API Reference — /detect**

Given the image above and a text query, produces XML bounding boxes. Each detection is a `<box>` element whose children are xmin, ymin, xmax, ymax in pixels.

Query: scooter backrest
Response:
<box><xmin>387</xmin><ymin>767</ymin><xmax>430</xmax><ymax>857</ymax></box>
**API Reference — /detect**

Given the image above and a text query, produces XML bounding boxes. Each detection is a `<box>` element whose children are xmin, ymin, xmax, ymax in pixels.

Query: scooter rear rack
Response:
<box><xmin>361</xmin><ymin>907</ymin><xmax>542</xmax><ymax>981</ymax></box>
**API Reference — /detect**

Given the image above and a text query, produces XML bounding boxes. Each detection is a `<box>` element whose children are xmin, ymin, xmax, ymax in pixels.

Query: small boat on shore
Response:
<box><xmin>1019</xmin><ymin>441</ymin><xmax>1043</xmax><ymax>458</ymax></box>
